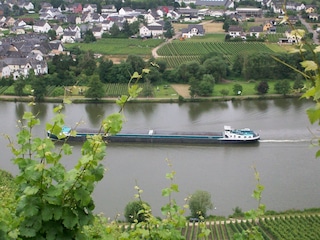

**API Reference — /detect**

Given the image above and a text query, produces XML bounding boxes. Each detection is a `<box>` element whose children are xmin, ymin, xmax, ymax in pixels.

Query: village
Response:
<box><xmin>0</xmin><ymin>0</ymin><xmax>318</xmax><ymax>80</ymax></box>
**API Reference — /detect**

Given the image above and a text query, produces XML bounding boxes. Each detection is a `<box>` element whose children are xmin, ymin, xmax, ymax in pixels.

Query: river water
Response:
<box><xmin>0</xmin><ymin>98</ymin><xmax>320</xmax><ymax>219</ymax></box>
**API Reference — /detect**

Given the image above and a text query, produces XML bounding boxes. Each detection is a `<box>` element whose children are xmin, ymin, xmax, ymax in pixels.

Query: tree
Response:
<box><xmin>109</xmin><ymin>23</ymin><xmax>120</xmax><ymax>37</ymax></box>
<box><xmin>47</xmin><ymin>29</ymin><xmax>57</xmax><ymax>40</ymax></box>
<box><xmin>122</xmin><ymin>20</ymin><xmax>132</xmax><ymax>37</ymax></box>
<box><xmin>256</xmin><ymin>81</ymin><xmax>269</xmax><ymax>94</ymax></box>
<box><xmin>124</xmin><ymin>201</ymin><xmax>150</xmax><ymax>223</ymax></box>
<box><xmin>13</xmin><ymin>77</ymin><xmax>26</xmax><ymax>96</ymax></box>
<box><xmin>78</xmin><ymin>51</ymin><xmax>97</xmax><ymax>76</ymax></box>
<box><xmin>293</xmin><ymin>78</ymin><xmax>304</xmax><ymax>92</ymax></box>
<box><xmin>163</xmin><ymin>20</ymin><xmax>174</xmax><ymax>38</ymax></box>
<box><xmin>85</xmin><ymin>75</ymin><xmax>106</xmax><ymax>100</ymax></box>
<box><xmin>198</xmin><ymin>74</ymin><xmax>214</xmax><ymax>96</ymax></box>
<box><xmin>99</xmin><ymin>59</ymin><xmax>114</xmax><ymax>83</ymax></box>
<box><xmin>126</xmin><ymin>55</ymin><xmax>145</xmax><ymax>73</ymax></box>
<box><xmin>83</xmin><ymin>30</ymin><xmax>96</xmax><ymax>43</ymax></box>
<box><xmin>274</xmin><ymin>80</ymin><xmax>291</xmax><ymax>95</ymax></box>
<box><xmin>189</xmin><ymin>190</ymin><xmax>213</xmax><ymax>218</ymax></box>
<box><xmin>30</xmin><ymin>75</ymin><xmax>47</xmax><ymax>101</ymax></box>
<box><xmin>141</xmin><ymin>79</ymin><xmax>154</xmax><ymax>97</ymax></box>
<box><xmin>203</xmin><ymin>57</ymin><xmax>227</xmax><ymax>83</ymax></box>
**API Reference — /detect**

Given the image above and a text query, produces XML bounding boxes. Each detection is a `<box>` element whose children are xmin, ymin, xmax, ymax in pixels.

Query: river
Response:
<box><xmin>0</xmin><ymin>98</ymin><xmax>320</xmax><ymax>219</ymax></box>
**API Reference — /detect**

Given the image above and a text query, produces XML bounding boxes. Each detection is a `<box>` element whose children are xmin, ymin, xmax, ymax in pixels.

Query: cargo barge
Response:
<box><xmin>48</xmin><ymin>126</ymin><xmax>260</xmax><ymax>144</ymax></box>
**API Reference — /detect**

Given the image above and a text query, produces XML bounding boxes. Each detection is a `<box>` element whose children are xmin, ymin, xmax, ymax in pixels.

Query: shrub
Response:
<box><xmin>124</xmin><ymin>201</ymin><xmax>150</xmax><ymax>223</ymax></box>
<box><xmin>256</xmin><ymin>81</ymin><xmax>269</xmax><ymax>94</ymax></box>
<box><xmin>233</xmin><ymin>84</ymin><xmax>243</xmax><ymax>95</ymax></box>
<box><xmin>189</xmin><ymin>190</ymin><xmax>213</xmax><ymax>218</ymax></box>
<box><xmin>220</xmin><ymin>89</ymin><xmax>229</xmax><ymax>96</ymax></box>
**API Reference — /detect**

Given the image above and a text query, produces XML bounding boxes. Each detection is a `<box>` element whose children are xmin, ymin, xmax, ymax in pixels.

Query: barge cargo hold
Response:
<box><xmin>48</xmin><ymin>126</ymin><xmax>260</xmax><ymax>144</ymax></box>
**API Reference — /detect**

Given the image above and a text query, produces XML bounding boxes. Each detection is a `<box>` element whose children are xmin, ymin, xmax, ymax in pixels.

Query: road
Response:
<box><xmin>152</xmin><ymin>32</ymin><xmax>181</xmax><ymax>58</ymax></box>
<box><xmin>298</xmin><ymin>14</ymin><xmax>319</xmax><ymax>45</ymax></box>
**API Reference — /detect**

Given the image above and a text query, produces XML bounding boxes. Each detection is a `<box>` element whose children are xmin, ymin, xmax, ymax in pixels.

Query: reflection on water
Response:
<box><xmin>85</xmin><ymin>103</ymin><xmax>106</xmax><ymax>126</ymax></box>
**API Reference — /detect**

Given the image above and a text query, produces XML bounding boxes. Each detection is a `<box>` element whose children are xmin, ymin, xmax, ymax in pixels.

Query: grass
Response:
<box><xmin>214</xmin><ymin>80</ymin><xmax>281</xmax><ymax>96</ymax></box>
<box><xmin>65</xmin><ymin>38</ymin><xmax>164</xmax><ymax>56</ymax></box>
<box><xmin>153</xmin><ymin>84</ymin><xmax>178</xmax><ymax>98</ymax></box>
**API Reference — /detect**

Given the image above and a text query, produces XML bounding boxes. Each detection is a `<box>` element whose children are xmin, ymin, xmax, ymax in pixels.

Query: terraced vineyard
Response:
<box><xmin>157</xmin><ymin>42</ymin><xmax>283</xmax><ymax>68</ymax></box>
<box><xmin>181</xmin><ymin>214</ymin><xmax>320</xmax><ymax>240</ymax></box>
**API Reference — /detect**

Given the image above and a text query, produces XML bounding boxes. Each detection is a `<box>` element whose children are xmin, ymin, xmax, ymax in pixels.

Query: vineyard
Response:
<box><xmin>181</xmin><ymin>214</ymin><xmax>320</xmax><ymax>240</ymax></box>
<box><xmin>157</xmin><ymin>42</ymin><xmax>284</xmax><ymax>68</ymax></box>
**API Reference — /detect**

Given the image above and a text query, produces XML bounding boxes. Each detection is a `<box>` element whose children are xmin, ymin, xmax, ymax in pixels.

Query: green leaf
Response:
<box><xmin>62</xmin><ymin>209</ymin><xmax>78</xmax><ymax>229</ymax></box>
<box><xmin>170</xmin><ymin>183</ymin><xmax>179</xmax><ymax>192</ymax></box>
<box><xmin>131</xmin><ymin>72</ymin><xmax>141</xmax><ymax>79</ymax></box>
<box><xmin>306</xmin><ymin>107</ymin><xmax>320</xmax><ymax>124</ymax></box>
<box><xmin>102</xmin><ymin>113</ymin><xmax>123</xmax><ymax>135</ymax></box>
<box><xmin>22</xmin><ymin>112</ymin><xmax>34</xmax><ymax>120</ymax></box>
<box><xmin>161</xmin><ymin>188</ymin><xmax>171</xmax><ymax>197</ymax></box>
<box><xmin>314</xmin><ymin>46</ymin><xmax>320</xmax><ymax>53</ymax></box>
<box><xmin>302</xmin><ymin>87</ymin><xmax>316</xmax><ymax>99</ymax></box>
<box><xmin>301</xmin><ymin>60</ymin><xmax>318</xmax><ymax>72</ymax></box>
<box><xmin>116</xmin><ymin>95</ymin><xmax>129</xmax><ymax>107</ymax></box>
<box><xmin>62</xmin><ymin>143</ymin><xmax>73</xmax><ymax>155</ymax></box>
<box><xmin>24</xmin><ymin>186</ymin><xmax>39</xmax><ymax>195</ymax></box>
<box><xmin>53</xmin><ymin>104</ymin><xmax>63</xmax><ymax>113</ymax></box>
<box><xmin>41</xmin><ymin>206</ymin><xmax>54</xmax><ymax>221</ymax></box>
<box><xmin>128</xmin><ymin>84</ymin><xmax>142</xmax><ymax>98</ymax></box>
<box><xmin>24</xmin><ymin>202</ymin><xmax>39</xmax><ymax>217</ymax></box>
<box><xmin>74</xmin><ymin>188</ymin><xmax>91</xmax><ymax>206</ymax></box>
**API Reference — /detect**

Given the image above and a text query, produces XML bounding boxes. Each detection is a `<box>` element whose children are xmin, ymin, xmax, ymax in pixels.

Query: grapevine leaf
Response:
<box><xmin>301</xmin><ymin>60</ymin><xmax>318</xmax><ymax>71</ymax></box>
<box><xmin>102</xmin><ymin>113</ymin><xmax>123</xmax><ymax>135</ymax></box>
<box><xmin>22</xmin><ymin>112</ymin><xmax>34</xmax><ymax>120</ymax></box>
<box><xmin>24</xmin><ymin>186</ymin><xmax>39</xmax><ymax>196</ymax></box>
<box><xmin>302</xmin><ymin>87</ymin><xmax>316</xmax><ymax>99</ymax></box>
<box><xmin>41</xmin><ymin>206</ymin><xmax>54</xmax><ymax>221</ymax></box>
<box><xmin>170</xmin><ymin>183</ymin><xmax>179</xmax><ymax>192</ymax></box>
<box><xmin>74</xmin><ymin>188</ymin><xmax>91</xmax><ymax>206</ymax></box>
<box><xmin>162</xmin><ymin>188</ymin><xmax>171</xmax><ymax>197</ymax></box>
<box><xmin>306</xmin><ymin>107</ymin><xmax>320</xmax><ymax>124</ymax></box>
<box><xmin>62</xmin><ymin>209</ymin><xmax>78</xmax><ymax>229</ymax></box>
<box><xmin>62</xmin><ymin>143</ymin><xmax>73</xmax><ymax>155</ymax></box>
<box><xmin>24</xmin><ymin>203</ymin><xmax>39</xmax><ymax>217</ymax></box>
<box><xmin>314</xmin><ymin>46</ymin><xmax>320</xmax><ymax>53</ymax></box>
<box><xmin>131</xmin><ymin>71</ymin><xmax>141</xmax><ymax>79</ymax></box>
<box><xmin>290</xmin><ymin>29</ymin><xmax>305</xmax><ymax>38</ymax></box>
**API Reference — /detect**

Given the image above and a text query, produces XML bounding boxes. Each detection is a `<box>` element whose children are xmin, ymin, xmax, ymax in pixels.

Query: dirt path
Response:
<box><xmin>170</xmin><ymin>84</ymin><xmax>190</xmax><ymax>98</ymax></box>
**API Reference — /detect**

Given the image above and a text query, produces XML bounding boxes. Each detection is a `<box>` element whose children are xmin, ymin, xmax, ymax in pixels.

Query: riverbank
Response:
<box><xmin>0</xmin><ymin>93</ymin><xmax>303</xmax><ymax>104</ymax></box>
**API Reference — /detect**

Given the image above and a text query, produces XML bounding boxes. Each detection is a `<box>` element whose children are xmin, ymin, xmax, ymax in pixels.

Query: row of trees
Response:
<box><xmin>0</xmin><ymin>47</ymin><xmax>314</xmax><ymax>100</ymax></box>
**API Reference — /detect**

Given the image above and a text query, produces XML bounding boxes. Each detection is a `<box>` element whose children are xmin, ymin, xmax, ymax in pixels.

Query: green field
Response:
<box><xmin>65</xmin><ymin>38</ymin><xmax>164</xmax><ymax>56</ymax></box>
<box><xmin>181</xmin><ymin>213</ymin><xmax>320</xmax><ymax>240</ymax></box>
<box><xmin>157</xmin><ymin>42</ymin><xmax>286</xmax><ymax>68</ymax></box>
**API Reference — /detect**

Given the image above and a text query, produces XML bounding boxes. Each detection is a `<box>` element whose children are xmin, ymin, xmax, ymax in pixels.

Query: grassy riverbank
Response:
<box><xmin>0</xmin><ymin>83</ymin><xmax>303</xmax><ymax>104</ymax></box>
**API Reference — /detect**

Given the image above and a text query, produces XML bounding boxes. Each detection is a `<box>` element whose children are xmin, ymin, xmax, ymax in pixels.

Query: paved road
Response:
<box><xmin>298</xmin><ymin>14</ymin><xmax>319</xmax><ymax>45</ymax></box>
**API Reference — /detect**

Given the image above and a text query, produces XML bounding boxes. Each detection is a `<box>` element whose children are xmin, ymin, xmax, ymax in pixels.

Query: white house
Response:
<box><xmin>228</xmin><ymin>25</ymin><xmax>243</xmax><ymax>38</ymax></box>
<box><xmin>92</xmin><ymin>26</ymin><xmax>104</xmax><ymax>39</ymax></box>
<box><xmin>61</xmin><ymin>31</ymin><xmax>77</xmax><ymax>43</ymax></box>
<box><xmin>0</xmin><ymin>61</ymin><xmax>11</xmax><ymax>78</ymax></box>
<box><xmin>83</xmin><ymin>4</ymin><xmax>97</xmax><ymax>13</ymax></box>
<box><xmin>181</xmin><ymin>24</ymin><xmax>205</xmax><ymax>38</ymax></box>
<box><xmin>33</xmin><ymin>20</ymin><xmax>51</xmax><ymax>33</ymax></box>
<box><xmin>249</xmin><ymin>26</ymin><xmax>263</xmax><ymax>38</ymax></box>
<box><xmin>119</xmin><ymin>7</ymin><xmax>135</xmax><ymax>16</ymax></box>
